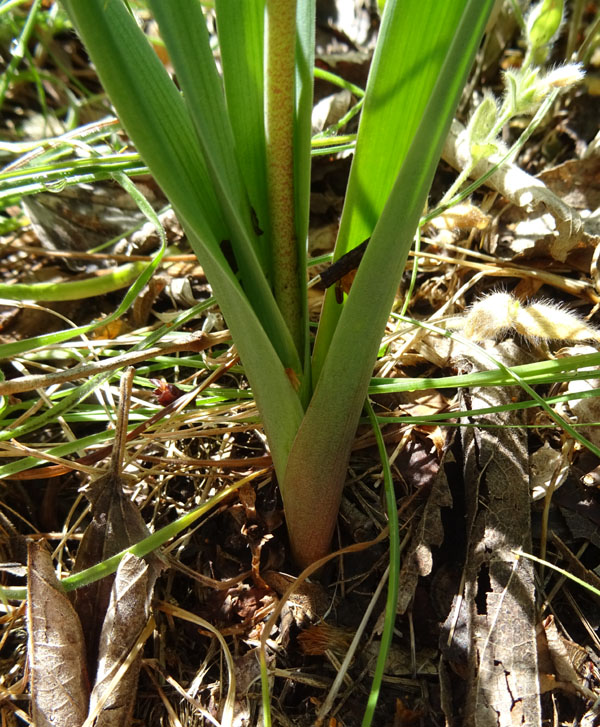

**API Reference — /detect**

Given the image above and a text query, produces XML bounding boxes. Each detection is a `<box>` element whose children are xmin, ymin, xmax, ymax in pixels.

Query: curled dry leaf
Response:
<box><xmin>397</xmin><ymin>458</ymin><xmax>453</xmax><ymax>614</ymax></box>
<box><xmin>538</xmin><ymin>615</ymin><xmax>598</xmax><ymax>701</ymax></box>
<box><xmin>529</xmin><ymin>441</ymin><xmax>569</xmax><ymax>500</ymax></box>
<box><xmin>311</xmin><ymin>89</ymin><xmax>352</xmax><ymax>133</ymax></box>
<box><xmin>71</xmin><ymin>468</ymin><xmax>157</xmax><ymax>678</ymax></box>
<box><xmin>443</xmin><ymin>119</ymin><xmax>600</xmax><ymax>262</ymax></box>
<box><xmin>72</xmin><ymin>367</ymin><xmax>164</xmax><ymax>685</ymax></box>
<box><xmin>426</xmin><ymin>203</ymin><xmax>490</xmax><ymax>245</ymax></box>
<box><xmin>27</xmin><ymin>541</ymin><xmax>89</xmax><ymax>727</ymax></box>
<box><xmin>87</xmin><ymin>553</ymin><xmax>157</xmax><ymax>727</ymax></box>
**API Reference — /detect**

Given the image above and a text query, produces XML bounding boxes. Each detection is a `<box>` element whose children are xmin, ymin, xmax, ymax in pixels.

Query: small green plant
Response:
<box><xmin>3</xmin><ymin>0</ymin><xmax>591</xmax><ymax>569</ymax></box>
<box><xmin>442</xmin><ymin>0</ymin><xmax>583</xmax><ymax>207</ymax></box>
<box><xmin>48</xmin><ymin>0</ymin><xmax>498</xmax><ymax>568</ymax></box>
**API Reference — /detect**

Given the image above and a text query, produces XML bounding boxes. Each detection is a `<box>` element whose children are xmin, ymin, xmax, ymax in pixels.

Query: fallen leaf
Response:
<box><xmin>72</xmin><ymin>368</ymin><xmax>164</xmax><ymax>677</ymax></box>
<box><xmin>27</xmin><ymin>541</ymin><xmax>89</xmax><ymax>727</ymax></box>
<box><xmin>87</xmin><ymin>553</ymin><xmax>157</xmax><ymax>727</ymax></box>
<box><xmin>72</xmin><ymin>469</ymin><xmax>156</xmax><ymax>677</ymax></box>
<box><xmin>539</xmin><ymin>615</ymin><xmax>598</xmax><ymax>701</ymax></box>
<box><xmin>397</xmin><ymin>448</ymin><xmax>453</xmax><ymax>614</ymax></box>
<box><xmin>456</xmin><ymin>341</ymin><xmax>541</xmax><ymax>726</ymax></box>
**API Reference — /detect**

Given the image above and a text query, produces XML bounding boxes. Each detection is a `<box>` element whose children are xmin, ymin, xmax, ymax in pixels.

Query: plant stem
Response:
<box><xmin>265</xmin><ymin>0</ymin><xmax>303</xmax><ymax>354</ymax></box>
<box><xmin>0</xmin><ymin>261</ymin><xmax>147</xmax><ymax>301</ymax></box>
<box><xmin>0</xmin><ymin>0</ymin><xmax>42</xmax><ymax>106</ymax></box>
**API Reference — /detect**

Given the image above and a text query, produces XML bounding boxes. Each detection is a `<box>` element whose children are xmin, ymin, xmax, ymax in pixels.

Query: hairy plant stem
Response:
<box><xmin>265</xmin><ymin>0</ymin><xmax>303</xmax><ymax>355</ymax></box>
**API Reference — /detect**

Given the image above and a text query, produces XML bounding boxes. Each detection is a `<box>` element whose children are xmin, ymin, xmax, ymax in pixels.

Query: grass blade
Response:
<box><xmin>361</xmin><ymin>400</ymin><xmax>400</xmax><ymax>727</ymax></box>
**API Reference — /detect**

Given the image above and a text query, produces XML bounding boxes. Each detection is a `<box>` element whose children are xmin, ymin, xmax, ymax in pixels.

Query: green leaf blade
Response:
<box><xmin>61</xmin><ymin>0</ymin><xmax>225</xmax><ymax>246</ymax></box>
<box><xmin>147</xmin><ymin>0</ymin><xmax>303</xmax><ymax>371</ymax></box>
<box><xmin>60</xmin><ymin>0</ymin><xmax>305</xmax><ymax>473</ymax></box>
<box><xmin>285</xmin><ymin>0</ymin><xmax>495</xmax><ymax>566</ymax></box>
<box><xmin>312</xmin><ymin>0</ymin><xmax>482</xmax><ymax>378</ymax></box>
<box><xmin>216</xmin><ymin>0</ymin><xmax>270</xmax><ymax>267</ymax></box>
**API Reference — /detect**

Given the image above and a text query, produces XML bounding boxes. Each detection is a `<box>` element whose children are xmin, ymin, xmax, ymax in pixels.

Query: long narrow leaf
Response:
<box><xmin>312</xmin><ymin>0</ymin><xmax>477</xmax><ymax>379</ymax></box>
<box><xmin>61</xmin><ymin>1</ymin><xmax>299</xmax><ymax>371</ymax></box>
<box><xmin>61</xmin><ymin>0</ymin><xmax>305</xmax><ymax>475</ymax></box>
<box><xmin>283</xmin><ymin>0</ymin><xmax>495</xmax><ymax>566</ymax></box>
<box><xmin>148</xmin><ymin>0</ymin><xmax>248</xmax><ymax>221</ymax></box>
<box><xmin>148</xmin><ymin>0</ymin><xmax>290</xmax><ymax>355</ymax></box>
<box><xmin>60</xmin><ymin>0</ymin><xmax>224</xmax><ymax>244</ymax></box>
<box><xmin>215</xmin><ymin>0</ymin><xmax>270</xmax><ymax>268</ymax></box>
<box><xmin>362</xmin><ymin>400</ymin><xmax>400</xmax><ymax>727</ymax></box>
<box><xmin>216</xmin><ymin>0</ymin><xmax>314</xmax><ymax>376</ymax></box>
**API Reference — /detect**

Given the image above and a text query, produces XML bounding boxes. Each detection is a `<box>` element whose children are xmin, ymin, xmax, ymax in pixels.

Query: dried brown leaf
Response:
<box><xmin>538</xmin><ymin>615</ymin><xmax>598</xmax><ymax>701</ymax></box>
<box><xmin>73</xmin><ymin>368</ymin><xmax>164</xmax><ymax>678</ymax></box>
<box><xmin>443</xmin><ymin>120</ymin><xmax>599</xmax><ymax>262</ymax></box>
<box><xmin>72</xmin><ymin>469</ymin><xmax>155</xmax><ymax>677</ymax></box>
<box><xmin>27</xmin><ymin>542</ymin><xmax>89</xmax><ymax>727</ymax></box>
<box><xmin>397</xmin><ymin>441</ymin><xmax>453</xmax><ymax>614</ymax></box>
<box><xmin>87</xmin><ymin>553</ymin><xmax>157</xmax><ymax>727</ymax></box>
<box><xmin>21</xmin><ymin>178</ymin><xmax>166</xmax><ymax>263</ymax></box>
<box><xmin>457</xmin><ymin>342</ymin><xmax>541</xmax><ymax>727</ymax></box>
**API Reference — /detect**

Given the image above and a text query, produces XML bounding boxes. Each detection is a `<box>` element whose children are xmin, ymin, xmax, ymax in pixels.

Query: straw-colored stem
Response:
<box><xmin>265</xmin><ymin>0</ymin><xmax>302</xmax><ymax>352</ymax></box>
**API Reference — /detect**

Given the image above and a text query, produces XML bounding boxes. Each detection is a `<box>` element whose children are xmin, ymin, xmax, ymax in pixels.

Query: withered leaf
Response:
<box><xmin>73</xmin><ymin>367</ymin><xmax>163</xmax><ymax>678</ymax></box>
<box><xmin>27</xmin><ymin>541</ymin><xmax>89</xmax><ymax>727</ymax></box>
<box><xmin>318</xmin><ymin>238</ymin><xmax>369</xmax><ymax>291</ymax></box>
<box><xmin>457</xmin><ymin>342</ymin><xmax>541</xmax><ymax>727</ymax></box>
<box><xmin>397</xmin><ymin>439</ymin><xmax>453</xmax><ymax>614</ymax></box>
<box><xmin>22</xmin><ymin>178</ymin><xmax>166</xmax><ymax>265</ymax></box>
<box><xmin>72</xmin><ymin>469</ymin><xmax>155</xmax><ymax>678</ymax></box>
<box><xmin>87</xmin><ymin>553</ymin><xmax>157</xmax><ymax>727</ymax></box>
<box><xmin>538</xmin><ymin>615</ymin><xmax>597</xmax><ymax>701</ymax></box>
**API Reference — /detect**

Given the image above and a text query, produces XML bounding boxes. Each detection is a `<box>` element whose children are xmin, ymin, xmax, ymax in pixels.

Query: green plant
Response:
<box><xmin>52</xmin><ymin>0</ymin><xmax>494</xmax><ymax>568</ymax></box>
<box><xmin>443</xmin><ymin>0</ymin><xmax>583</xmax><ymax>207</ymax></box>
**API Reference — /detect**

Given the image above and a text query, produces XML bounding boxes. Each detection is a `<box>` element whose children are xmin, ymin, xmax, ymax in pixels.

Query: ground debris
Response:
<box><xmin>441</xmin><ymin>341</ymin><xmax>541</xmax><ymax>726</ymax></box>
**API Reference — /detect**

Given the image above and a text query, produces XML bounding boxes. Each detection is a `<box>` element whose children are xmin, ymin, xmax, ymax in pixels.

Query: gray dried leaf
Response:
<box><xmin>27</xmin><ymin>542</ymin><xmax>89</xmax><ymax>727</ymax></box>
<box><xmin>87</xmin><ymin>553</ymin><xmax>157</xmax><ymax>727</ymax></box>
<box><xmin>457</xmin><ymin>341</ymin><xmax>541</xmax><ymax>727</ymax></box>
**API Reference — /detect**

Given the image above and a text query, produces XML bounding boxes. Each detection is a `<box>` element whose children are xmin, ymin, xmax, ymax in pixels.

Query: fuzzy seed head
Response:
<box><xmin>462</xmin><ymin>293</ymin><xmax>520</xmax><ymax>341</ymax></box>
<box><xmin>461</xmin><ymin>293</ymin><xmax>600</xmax><ymax>343</ymax></box>
<box><xmin>514</xmin><ymin>301</ymin><xmax>600</xmax><ymax>342</ymax></box>
<box><xmin>545</xmin><ymin>63</ymin><xmax>585</xmax><ymax>88</ymax></box>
